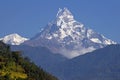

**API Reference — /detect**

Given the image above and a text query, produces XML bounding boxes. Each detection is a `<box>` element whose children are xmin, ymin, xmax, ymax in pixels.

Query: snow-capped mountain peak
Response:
<box><xmin>0</xmin><ymin>33</ymin><xmax>29</xmax><ymax>45</ymax></box>
<box><xmin>25</xmin><ymin>8</ymin><xmax>116</xmax><ymax>59</ymax></box>
<box><xmin>56</xmin><ymin>8</ymin><xmax>75</xmax><ymax>26</ymax></box>
<box><xmin>56</xmin><ymin>8</ymin><xmax>74</xmax><ymax>19</ymax></box>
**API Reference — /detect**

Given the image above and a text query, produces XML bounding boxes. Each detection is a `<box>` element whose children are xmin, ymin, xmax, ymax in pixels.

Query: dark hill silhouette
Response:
<box><xmin>52</xmin><ymin>44</ymin><xmax>120</xmax><ymax>80</ymax></box>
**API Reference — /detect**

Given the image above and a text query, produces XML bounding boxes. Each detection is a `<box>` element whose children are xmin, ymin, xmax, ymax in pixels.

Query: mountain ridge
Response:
<box><xmin>50</xmin><ymin>44</ymin><xmax>120</xmax><ymax>80</ymax></box>
<box><xmin>24</xmin><ymin>8</ymin><xmax>116</xmax><ymax>58</ymax></box>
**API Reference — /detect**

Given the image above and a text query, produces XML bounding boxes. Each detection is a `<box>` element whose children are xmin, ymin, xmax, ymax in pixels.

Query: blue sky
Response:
<box><xmin>0</xmin><ymin>0</ymin><xmax>120</xmax><ymax>43</ymax></box>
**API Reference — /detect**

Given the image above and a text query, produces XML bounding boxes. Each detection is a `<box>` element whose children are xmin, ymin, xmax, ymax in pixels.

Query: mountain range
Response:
<box><xmin>0</xmin><ymin>8</ymin><xmax>119</xmax><ymax>80</ymax></box>
<box><xmin>50</xmin><ymin>44</ymin><xmax>120</xmax><ymax>80</ymax></box>
<box><xmin>4</xmin><ymin>8</ymin><xmax>116</xmax><ymax>59</ymax></box>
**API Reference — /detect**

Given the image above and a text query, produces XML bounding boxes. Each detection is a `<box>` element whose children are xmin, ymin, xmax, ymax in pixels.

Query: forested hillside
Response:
<box><xmin>0</xmin><ymin>41</ymin><xmax>58</xmax><ymax>80</ymax></box>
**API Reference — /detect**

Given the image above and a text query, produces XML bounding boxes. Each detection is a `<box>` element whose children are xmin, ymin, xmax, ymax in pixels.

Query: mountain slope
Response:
<box><xmin>24</xmin><ymin>8</ymin><xmax>116</xmax><ymax>58</ymax></box>
<box><xmin>0</xmin><ymin>33</ymin><xmax>29</xmax><ymax>45</ymax></box>
<box><xmin>51</xmin><ymin>44</ymin><xmax>120</xmax><ymax>80</ymax></box>
<box><xmin>0</xmin><ymin>41</ymin><xmax>58</xmax><ymax>80</ymax></box>
<box><xmin>11</xmin><ymin>45</ymin><xmax>67</xmax><ymax>72</ymax></box>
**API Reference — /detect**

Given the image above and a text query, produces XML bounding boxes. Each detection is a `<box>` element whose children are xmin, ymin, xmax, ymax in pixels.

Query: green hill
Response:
<box><xmin>0</xmin><ymin>41</ymin><xmax>58</xmax><ymax>80</ymax></box>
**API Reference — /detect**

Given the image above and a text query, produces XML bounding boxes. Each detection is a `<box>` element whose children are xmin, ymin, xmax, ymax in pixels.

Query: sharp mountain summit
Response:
<box><xmin>1</xmin><ymin>8</ymin><xmax>116</xmax><ymax>58</ymax></box>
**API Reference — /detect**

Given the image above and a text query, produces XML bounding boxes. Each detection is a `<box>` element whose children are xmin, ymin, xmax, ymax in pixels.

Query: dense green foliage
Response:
<box><xmin>0</xmin><ymin>41</ymin><xmax>58</xmax><ymax>80</ymax></box>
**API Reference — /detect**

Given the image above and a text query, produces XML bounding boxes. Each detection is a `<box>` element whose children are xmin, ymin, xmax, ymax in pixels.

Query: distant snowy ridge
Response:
<box><xmin>0</xmin><ymin>33</ymin><xmax>29</xmax><ymax>45</ymax></box>
<box><xmin>24</xmin><ymin>8</ymin><xmax>116</xmax><ymax>58</ymax></box>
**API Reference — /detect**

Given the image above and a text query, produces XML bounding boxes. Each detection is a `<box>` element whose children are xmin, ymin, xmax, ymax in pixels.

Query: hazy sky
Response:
<box><xmin>0</xmin><ymin>0</ymin><xmax>120</xmax><ymax>43</ymax></box>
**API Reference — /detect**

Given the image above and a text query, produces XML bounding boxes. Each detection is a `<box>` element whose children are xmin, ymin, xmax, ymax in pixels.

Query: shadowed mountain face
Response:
<box><xmin>12</xmin><ymin>44</ymin><xmax>120</xmax><ymax>80</ymax></box>
<box><xmin>11</xmin><ymin>45</ymin><xmax>67</xmax><ymax>72</ymax></box>
<box><xmin>24</xmin><ymin>8</ymin><xmax>116</xmax><ymax>59</ymax></box>
<box><xmin>50</xmin><ymin>44</ymin><xmax>120</xmax><ymax>80</ymax></box>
